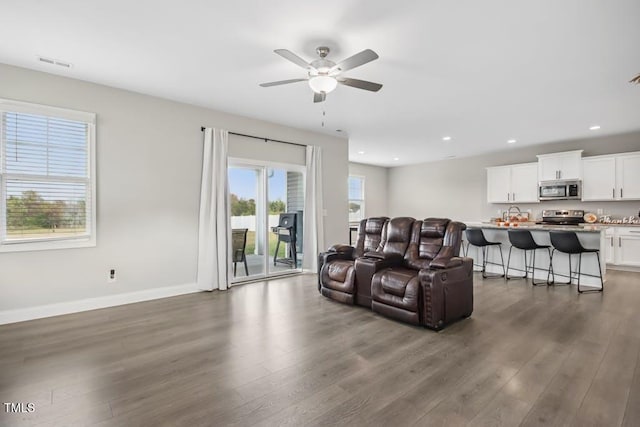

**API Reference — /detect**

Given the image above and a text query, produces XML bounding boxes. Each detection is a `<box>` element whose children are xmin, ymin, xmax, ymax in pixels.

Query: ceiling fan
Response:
<box><xmin>259</xmin><ymin>46</ymin><xmax>383</xmax><ymax>103</ymax></box>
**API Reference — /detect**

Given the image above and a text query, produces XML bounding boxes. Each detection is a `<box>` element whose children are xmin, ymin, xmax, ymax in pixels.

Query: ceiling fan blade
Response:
<box><xmin>274</xmin><ymin>49</ymin><xmax>312</xmax><ymax>70</ymax></box>
<box><xmin>337</xmin><ymin>78</ymin><xmax>383</xmax><ymax>92</ymax></box>
<box><xmin>313</xmin><ymin>92</ymin><xmax>326</xmax><ymax>103</ymax></box>
<box><xmin>259</xmin><ymin>78</ymin><xmax>307</xmax><ymax>87</ymax></box>
<box><xmin>330</xmin><ymin>49</ymin><xmax>379</xmax><ymax>73</ymax></box>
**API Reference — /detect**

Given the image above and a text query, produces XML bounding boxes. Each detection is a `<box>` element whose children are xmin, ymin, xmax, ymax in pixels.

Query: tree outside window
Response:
<box><xmin>0</xmin><ymin>101</ymin><xmax>96</xmax><ymax>251</ymax></box>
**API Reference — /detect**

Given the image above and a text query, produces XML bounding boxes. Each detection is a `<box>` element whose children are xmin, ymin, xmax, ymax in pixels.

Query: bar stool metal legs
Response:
<box><xmin>578</xmin><ymin>251</ymin><xmax>604</xmax><ymax>293</ymax></box>
<box><xmin>477</xmin><ymin>244</ymin><xmax>505</xmax><ymax>278</ymax></box>
<box><xmin>505</xmin><ymin>230</ymin><xmax>553</xmax><ymax>286</ymax></box>
<box><xmin>506</xmin><ymin>246</ymin><xmax>554</xmax><ymax>286</ymax></box>
<box><xmin>550</xmin><ymin>250</ymin><xmax>604</xmax><ymax>293</ymax></box>
<box><xmin>465</xmin><ymin>229</ymin><xmax>505</xmax><ymax>279</ymax></box>
<box><xmin>549</xmin><ymin>231</ymin><xmax>604</xmax><ymax>294</ymax></box>
<box><xmin>549</xmin><ymin>248</ymin><xmax>572</xmax><ymax>286</ymax></box>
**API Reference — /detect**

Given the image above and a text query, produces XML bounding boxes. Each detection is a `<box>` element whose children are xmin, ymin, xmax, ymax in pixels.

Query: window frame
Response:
<box><xmin>348</xmin><ymin>175</ymin><xmax>365</xmax><ymax>222</ymax></box>
<box><xmin>0</xmin><ymin>98</ymin><xmax>97</xmax><ymax>252</ymax></box>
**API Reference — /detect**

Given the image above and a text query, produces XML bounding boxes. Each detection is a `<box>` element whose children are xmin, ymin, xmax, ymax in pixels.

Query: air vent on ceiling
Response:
<box><xmin>38</xmin><ymin>56</ymin><xmax>72</xmax><ymax>68</ymax></box>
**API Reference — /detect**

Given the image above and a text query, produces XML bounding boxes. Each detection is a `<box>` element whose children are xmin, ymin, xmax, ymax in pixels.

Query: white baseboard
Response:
<box><xmin>607</xmin><ymin>265</ymin><xmax>640</xmax><ymax>273</ymax></box>
<box><xmin>0</xmin><ymin>283</ymin><xmax>201</xmax><ymax>325</ymax></box>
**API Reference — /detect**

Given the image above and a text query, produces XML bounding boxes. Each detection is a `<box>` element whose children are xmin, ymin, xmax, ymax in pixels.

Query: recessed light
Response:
<box><xmin>336</xmin><ymin>129</ymin><xmax>343</xmax><ymax>133</ymax></box>
<box><xmin>589</xmin><ymin>125</ymin><xmax>601</xmax><ymax>130</ymax></box>
<box><xmin>357</xmin><ymin>151</ymin><xmax>365</xmax><ymax>155</ymax></box>
<box><xmin>507</xmin><ymin>139</ymin><xmax>517</xmax><ymax>144</ymax></box>
<box><xmin>442</xmin><ymin>136</ymin><xmax>452</xmax><ymax>141</ymax></box>
<box><xmin>393</xmin><ymin>157</ymin><xmax>400</xmax><ymax>161</ymax></box>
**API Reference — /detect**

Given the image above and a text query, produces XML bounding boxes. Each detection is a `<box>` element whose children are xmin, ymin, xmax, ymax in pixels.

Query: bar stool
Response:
<box><xmin>465</xmin><ymin>228</ymin><xmax>505</xmax><ymax>278</ymax></box>
<box><xmin>506</xmin><ymin>230</ymin><xmax>553</xmax><ymax>286</ymax></box>
<box><xmin>549</xmin><ymin>231</ymin><xmax>604</xmax><ymax>294</ymax></box>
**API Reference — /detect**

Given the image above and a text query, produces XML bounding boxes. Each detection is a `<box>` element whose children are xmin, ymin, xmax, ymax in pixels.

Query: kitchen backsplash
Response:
<box><xmin>488</xmin><ymin>200</ymin><xmax>640</xmax><ymax>221</ymax></box>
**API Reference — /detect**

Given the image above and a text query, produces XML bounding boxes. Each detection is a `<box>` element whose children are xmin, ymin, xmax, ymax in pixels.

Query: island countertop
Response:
<box><xmin>464</xmin><ymin>222</ymin><xmax>605</xmax><ymax>233</ymax></box>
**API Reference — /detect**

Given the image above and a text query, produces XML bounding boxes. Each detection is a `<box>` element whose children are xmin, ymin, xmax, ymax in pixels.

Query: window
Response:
<box><xmin>348</xmin><ymin>175</ymin><xmax>365</xmax><ymax>222</ymax></box>
<box><xmin>0</xmin><ymin>99</ymin><xmax>96</xmax><ymax>252</ymax></box>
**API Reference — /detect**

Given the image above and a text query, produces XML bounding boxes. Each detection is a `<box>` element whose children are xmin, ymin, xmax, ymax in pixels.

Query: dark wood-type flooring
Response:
<box><xmin>2</xmin><ymin>270</ymin><xmax>640</xmax><ymax>426</ymax></box>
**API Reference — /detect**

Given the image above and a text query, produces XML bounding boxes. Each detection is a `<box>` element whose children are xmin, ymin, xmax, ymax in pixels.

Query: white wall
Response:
<box><xmin>389</xmin><ymin>131</ymin><xmax>640</xmax><ymax>222</ymax></box>
<box><xmin>0</xmin><ymin>63</ymin><xmax>348</xmax><ymax>312</ymax></box>
<box><xmin>229</xmin><ymin>134</ymin><xmax>306</xmax><ymax>165</ymax></box>
<box><xmin>349</xmin><ymin>162</ymin><xmax>389</xmax><ymax>218</ymax></box>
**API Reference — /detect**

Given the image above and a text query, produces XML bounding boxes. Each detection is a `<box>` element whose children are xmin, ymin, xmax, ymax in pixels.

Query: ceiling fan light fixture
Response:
<box><xmin>309</xmin><ymin>75</ymin><xmax>337</xmax><ymax>94</ymax></box>
<box><xmin>261</xmin><ymin>47</ymin><xmax>381</xmax><ymax>103</ymax></box>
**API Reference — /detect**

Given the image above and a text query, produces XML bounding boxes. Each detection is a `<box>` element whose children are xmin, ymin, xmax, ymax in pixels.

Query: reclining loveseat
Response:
<box><xmin>318</xmin><ymin>216</ymin><xmax>473</xmax><ymax>330</ymax></box>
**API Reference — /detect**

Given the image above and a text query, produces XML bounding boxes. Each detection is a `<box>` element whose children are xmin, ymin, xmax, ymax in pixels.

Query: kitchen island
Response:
<box><xmin>464</xmin><ymin>222</ymin><xmax>606</xmax><ymax>289</ymax></box>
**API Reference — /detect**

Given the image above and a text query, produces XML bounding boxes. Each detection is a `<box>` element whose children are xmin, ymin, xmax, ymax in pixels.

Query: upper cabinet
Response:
<box><xmin>582</xmin><ymin>156</ymin><xmax>616</xmax><ymax>200</ymax></box>
<box><xmin>486</xmin><ymin>149</ymin><xmax>639</xmax><ymax>205</ymax></box>
<box><xmin>487</xmin><ymin>166</ymin><xmax>511</xmax><ymax>203</ymax></box>
<box><xmin>537</xmin><ymin>150</ymin><xmax>583</xmax><ymax>181</ymax></box>
<box><xmin>487</xmin><ymin>162</ymin><xmax>538</xmax><ymax>203</ymax></box>
<box><xmin>511</xmin><ymin>163</ymin><xmax>539</xmax><ymax>202</ymax></box>
<box><xmin>617</xmin><ymin>153</ymin><xmax>640</xmax><ymax>200</ymax></box>
<box><xmin>582</xmin><ymin>152</ymin><xmax>640</xmax><ymax>201</ymax></box>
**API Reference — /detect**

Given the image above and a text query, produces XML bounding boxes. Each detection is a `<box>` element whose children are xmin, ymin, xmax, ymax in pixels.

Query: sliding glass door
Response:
<box><xmin>228</xmin><ymin>160</ymin><xmax>304</xmax><ymax>283</ymax></box>
<box><xmin>228</xmin><ymin>166</ymin><xmax>265</xmax><ymax>278</ymax></box>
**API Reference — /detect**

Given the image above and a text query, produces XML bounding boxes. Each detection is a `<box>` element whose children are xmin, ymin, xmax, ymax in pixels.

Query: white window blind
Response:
<box><xmin>0</xmin><ymin>99</ymin><xmax>96</xmax><ymax>250</ymax></box>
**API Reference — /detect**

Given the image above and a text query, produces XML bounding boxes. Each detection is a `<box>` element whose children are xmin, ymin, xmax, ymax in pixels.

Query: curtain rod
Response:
<box><xmin>200</xmin><ymin>127</ymin><xmax>305</xmax><ymax>148</ymax></box>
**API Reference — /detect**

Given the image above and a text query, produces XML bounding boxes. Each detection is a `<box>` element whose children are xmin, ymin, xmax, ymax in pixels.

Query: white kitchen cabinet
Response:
<box><xmin>617</xmin><ymin>153</ymin><xmax>640</xmax><ymax>200</ymax></box>
<box><xmin>582</xmin><ymin>156</ymin><xmax>616</xmax><ymax>201</ymax></box>
<box><xmin>582</xmin><ymin>152</ymin><xmax>640</xmax><ymax>201</ymax></box>
<box><xmin>537</xmin><ymin>150</ymin><xmax>583</xmax><ymax>181</ymax></box>
<box><xmin>605</xmin><ymin>228</ymin><xmax>615</xmax><ymax>264</ymax></box>
<box><xmin>487</xmin><ymin>163</ymin><xmax>538</xmax><ymax>203</ymax></box>
<box><xmin>615</xmin><ymin>228</ymin><xmax>640</xmax><ymax>267</ymax></box>
<box><xmin>486</xmin><ymin>166</ymin><xmax>511</xmax><ymax>203</ymax></box>
<box><xmin>605</xmin><ymin>227</ymin><xmax>640</xmax><ymax>267</ymax></box>
<box><xmin>510</xmin><ymin>163</ymin><xmax>539</xmax><ymax>202</ymax></box>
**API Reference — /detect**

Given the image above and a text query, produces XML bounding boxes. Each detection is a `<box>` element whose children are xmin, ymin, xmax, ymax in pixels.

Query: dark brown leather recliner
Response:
<box><xmin>318</xmin><ymin>217</ymin><xmax>389</xmax><ymax>304</ymax></box>
<box><xmin>370</xmin><ymin>218</ymin><xmax>472</xmax><ymax>329</ymax></box>
<box><xmin>353</xmin><ymin>217</ymin><xmax>415</xmax><ymax>307</ymax></box>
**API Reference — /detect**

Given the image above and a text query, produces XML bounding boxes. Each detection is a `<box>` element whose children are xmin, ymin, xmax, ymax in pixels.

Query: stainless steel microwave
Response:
<box><xmin>538</xmin><ymin>180</ymin><xmax>582</xmax><ymax>201</ymax></box>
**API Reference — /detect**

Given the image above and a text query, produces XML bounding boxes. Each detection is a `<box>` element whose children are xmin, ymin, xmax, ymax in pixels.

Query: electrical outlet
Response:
<box><xmin>107</xmin><ymin>269</ymin><xmax>117</xmax><ymax>283</ymax></box>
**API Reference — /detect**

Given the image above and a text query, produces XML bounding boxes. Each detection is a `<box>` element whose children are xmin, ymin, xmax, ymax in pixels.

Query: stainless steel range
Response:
<box><xmin>538</xmin><ymin>209</ymin><xmax>585</xmax><ymax>226</ymax></box>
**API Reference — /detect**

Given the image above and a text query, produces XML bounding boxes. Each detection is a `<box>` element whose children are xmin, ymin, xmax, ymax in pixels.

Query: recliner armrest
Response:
<box><xmin>418</xmin><ymin>258</ymin><xmax>474</xmax><ymax>330</ymax></box>
<box><xmin>430</xmin><ymin>256</ymin><xmax>463</xmax><ymax>269</ymax></box>
<box><xmin>321</xmin><ymin>251</ymin><xmax>354</xmax><ymax>265</ymax></box>
<box><xmin>429</xmin><ymin>246</ymin><xmax>460</xmax><ymax>269</ymax></box>
<box><xmin>328</xmin><ymin>244</ymin><xmax>354</xmax><ymax>256</ymax></box>
<box><xmin>420</xmin><ymin>257</ymin><xmax>472</xmax><ymax>281</ymax></box>
<box><xmin>363</xmin><ymin>251</ymin><xmax>404</xmax><ymax>263</ymax></box>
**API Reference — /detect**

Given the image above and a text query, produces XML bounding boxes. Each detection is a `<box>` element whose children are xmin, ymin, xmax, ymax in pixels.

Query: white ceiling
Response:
<box><xmin>1</xmin><ymin>0</ymin><xmax>640</xmax><ymax>166</ymax></box>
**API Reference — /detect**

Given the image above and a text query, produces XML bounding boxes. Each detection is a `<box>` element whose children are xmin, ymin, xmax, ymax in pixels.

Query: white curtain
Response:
<box><xmin>197</xmin><ymin>128</ymin><xmax>231</xmax><ymax>291</ymax></box>
<box><xmin>303</xmin><ymin>145</ymin><xmax>325</xmax><ymax>272</ymax></box>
